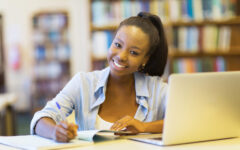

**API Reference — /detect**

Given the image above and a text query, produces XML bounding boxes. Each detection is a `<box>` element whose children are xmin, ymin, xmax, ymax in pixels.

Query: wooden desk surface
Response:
<box><xmin>68</xmin><ymin>138</ymin><xmax>240</xmax><ymax>150</ymax></box>
<box><xmin>1</xmin><ymin>137</ymin><xmax>240</xmax><ymax>150</ymax></box>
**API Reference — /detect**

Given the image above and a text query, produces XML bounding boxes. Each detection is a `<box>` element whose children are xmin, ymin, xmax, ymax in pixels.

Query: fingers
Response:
<box><xmin>111</xmin><ymin>121</ymin><xmax>128</xmax><ymax>131</ymax></box>
<box><xmin>68</xmin><ymin>123</ymin><xmax>78</xmax><ymax>137</ymax></box>
<box><xmin>59</xmin><ymin>121</ymin><xmax>69</xmax><ymax>129</ymax></box>
<box><xmin>110</xmin><ymin>116</ymin><xmax>145</xmax><ymax>134</ymax></box>
<box><xmin>60</xmin><ymin>122</ymin><xmax>78</xmax><ymax>137</ymax></box>
<box><xmin>55</xmin><ymin>127</ymin><xmax>69</xmax><ymax>142</ymax></box>
<box><xmin>114</xmin><ymin>128</ymin><xmax>138</xmax><ymax>136</ymax></box>
<box><xmin>52</xmin><ymin>122</ymin><xmax>78</xmax><ymax>142</ymax></box>
<box><xmin>52</xmin><ymin>124</ymin><xmax>69</xmax><ymax>142</ymax></box>
<box><xmin>59</xmin><ymin>122</ymin><xmax>75</xmax><ymax>139</ymax></box>
<box><xmin>110</xmin><ymin>116</ymin><xmax>133</xmax><ymax>131</ymax></box>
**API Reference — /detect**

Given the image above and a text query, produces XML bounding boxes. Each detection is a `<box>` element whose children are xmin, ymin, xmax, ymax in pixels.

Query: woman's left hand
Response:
<box><xmin>110</xmin><ymin>115</ymin><xmax>145</xmax><ymax>134</ymax></box>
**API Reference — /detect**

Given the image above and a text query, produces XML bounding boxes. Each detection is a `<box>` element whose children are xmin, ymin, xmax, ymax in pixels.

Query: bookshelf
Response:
<box><xmin>168</xmin><ymin>0</ymin><xmax>240</xmax><ymax>73</ymax></box>
<box><xmin>0</xmin><ymin>15</ymin><xmax>5</xmax><ymax>93</ymax></box>
<box><xmin>31</xmin><ymin>12</ymin><xmax>71</xmax><ymax>113</ymax></box>
<box><xmin>90</xmin><ymin>0</ymin><xmax>157</xmax><ymax>70</ymax></box>
<box><xmin>90</xmin><ymin>0</ymin><xmax>240</xmax><ymax>74</ymax></box>
<box><xmin>169</xmin><ymin>18</ymin><xmax>240</xmax><ymax>73</ymax></box>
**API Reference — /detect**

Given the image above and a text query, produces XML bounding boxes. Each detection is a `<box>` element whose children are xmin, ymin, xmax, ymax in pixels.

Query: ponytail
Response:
<box><xmin>117</xmin><ymin>12</ymin><xmax>168</xmax><ymax>76</ymax></box>
<box><xmin>137</xmin><ymin>12</ymin><xmax>168</xmax><ymax>76</ymax></box>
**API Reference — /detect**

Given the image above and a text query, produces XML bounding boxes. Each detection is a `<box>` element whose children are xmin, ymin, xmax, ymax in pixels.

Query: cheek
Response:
<box><xmin>107</xmin><ymin>47</ymin><xmax>114</xmax><ymax>60</ymax></box>
<box><xmin>108</xmin><ymin>44</ymin><xmax>118</xmax><ymax>56</ymax></box>
<box><xmin>107</xmin><ymin>51</ymin><xmax>111</xmax><ymax>62</ymax></box>
<box><xmin>128</xmin><ymin>58</ymin><xmax>143</xmax><ymax>68</ymax></box>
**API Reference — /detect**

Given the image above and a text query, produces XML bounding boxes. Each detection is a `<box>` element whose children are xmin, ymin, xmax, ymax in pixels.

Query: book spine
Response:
<box><xmin>187</xmin><ymin>0</ymin><xmax>194</xmax><ymax>20</ymax></box>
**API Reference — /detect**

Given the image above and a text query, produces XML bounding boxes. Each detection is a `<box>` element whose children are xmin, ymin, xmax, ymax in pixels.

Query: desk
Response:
<box><xmin>1</xmin><ymin>137</ymin><xmax>240</xmax><ymax>150</ymax></box>
<box><xmin>0</xmin><ymin>93</ymin><xmax>17</xmax><ymax>135</ymax></box>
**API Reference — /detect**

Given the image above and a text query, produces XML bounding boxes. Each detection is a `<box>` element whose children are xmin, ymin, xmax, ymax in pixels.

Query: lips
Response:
<box><xmin>113</xmin><ymin>60</ymin><xmax>127</xmax><ymax>68</ymax></box>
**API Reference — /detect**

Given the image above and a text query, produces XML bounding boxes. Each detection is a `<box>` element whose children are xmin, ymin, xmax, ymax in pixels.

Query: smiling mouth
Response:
<box><xmin>113</xmin><ymin>60</ymin><xmax>127</xmax><ymax>68</ymax></box>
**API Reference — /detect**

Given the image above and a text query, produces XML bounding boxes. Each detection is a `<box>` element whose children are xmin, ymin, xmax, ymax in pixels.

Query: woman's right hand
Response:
<box><xmin>51</xmin><ymin>121</ymin><xmax>78</xmax><ymax>142</ymax></box>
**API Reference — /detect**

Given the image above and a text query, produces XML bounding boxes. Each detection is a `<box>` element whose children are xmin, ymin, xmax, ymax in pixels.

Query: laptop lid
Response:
<box><xmin>162</xmin><ymin>71</ymin><xmax>240</xmax><ymax>145</ymax></box>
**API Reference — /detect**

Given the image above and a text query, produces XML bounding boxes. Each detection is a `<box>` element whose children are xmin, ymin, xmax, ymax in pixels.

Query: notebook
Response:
<box><xmin>0</xmin><ymin>130</ymin><xmax>132</xmax><ymax>150</ymax></box>
<box><xmin>131</xmin><ymin>71</ymin><xmax>240</xmax><ymax>146</ymax></box>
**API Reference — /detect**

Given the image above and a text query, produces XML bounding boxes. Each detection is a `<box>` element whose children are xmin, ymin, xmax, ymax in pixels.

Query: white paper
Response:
<box><xmin>76</xmin><ymin>130</ymin><xmax>132</xmax><ymax>142</ymax></box>
<box><xmin>0</xmin><ymin>135</ymin><xmax>91</xmax><ymax>150</ymax></box>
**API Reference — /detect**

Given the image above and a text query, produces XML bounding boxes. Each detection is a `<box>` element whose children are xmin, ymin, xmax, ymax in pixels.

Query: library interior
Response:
<box><xmin>0</xmin><ymin>0</ymin><xmax>240</xmax><ymax>149</ymax></box>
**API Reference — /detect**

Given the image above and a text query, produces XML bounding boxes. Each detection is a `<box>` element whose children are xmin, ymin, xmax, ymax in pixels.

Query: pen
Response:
<box><xmin>56</xmin><ymin>102</ymin><xmax>66</xmax><ymax>122</ymax></box>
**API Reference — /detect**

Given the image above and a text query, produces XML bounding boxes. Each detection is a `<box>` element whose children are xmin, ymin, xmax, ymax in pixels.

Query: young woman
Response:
<box><xmin>31</xmin><ymin>12</ymin><xmax>168</xmax><ymax>142</ymax></box>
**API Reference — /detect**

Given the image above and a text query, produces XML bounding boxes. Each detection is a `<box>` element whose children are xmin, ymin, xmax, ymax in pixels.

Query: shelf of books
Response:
<box><xmin>90</xmin><ymin>0</ymin><xmax>164</xmax><ymax>70</ymax></box>
<box><xmin>31</xmin><ymin>12</ymin><xmax>71</xmax><ymax>113</ymax></box>
<box><xmin>90</xmin><ymin>0</ymin><xmax>240</xmax><ymax>74</ymax></box>
<box><xmin>0</xmin><ymin>15</ymin><xmax>5</xmax><ymax>93</ymax></box>
<box><xmin>168</xmin><ymin>0</ymin><xmax>240</xmax><ymax>73</ymax></box>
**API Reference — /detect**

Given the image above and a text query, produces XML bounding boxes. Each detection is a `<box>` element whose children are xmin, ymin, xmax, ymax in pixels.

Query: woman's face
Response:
<box><xmin>107</xmin><ymin>25</ymin><xmax>150</xmax><ymax>78</ymax></box>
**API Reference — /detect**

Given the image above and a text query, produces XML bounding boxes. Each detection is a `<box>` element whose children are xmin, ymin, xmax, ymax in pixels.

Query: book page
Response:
<box><xmin>0</xmin><ymin>135</ymin><xmax>91</xmax><ymax>150</ymax></box>
<box><xmin>76</xmin><ymin>130</ymin><xmax>133</xmax><ymax>142</ymax></box>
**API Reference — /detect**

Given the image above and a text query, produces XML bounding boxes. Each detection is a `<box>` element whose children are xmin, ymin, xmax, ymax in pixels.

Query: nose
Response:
<box><xmin>117</xmin><ymin>49</ymin><xmax>128</xmax><ymax>62</ymax></box>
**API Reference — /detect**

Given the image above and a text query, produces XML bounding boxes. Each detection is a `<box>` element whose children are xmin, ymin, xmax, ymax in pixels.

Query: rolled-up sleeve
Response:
<box><xmin>30</xmin><ymin>73</ymin><xmax>81</xmax><ymax>134</ymax></box>
<box><xmin>30</xmin><ymin>102</ymin><xmax>59</xmax><ymax>134</ymax></box>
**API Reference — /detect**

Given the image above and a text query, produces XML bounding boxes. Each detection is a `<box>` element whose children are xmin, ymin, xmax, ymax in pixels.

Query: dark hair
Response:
<box><xmin>117</xmin><ymin>12</ymin><xmax>168</xmax><ymax>76</ymax></box>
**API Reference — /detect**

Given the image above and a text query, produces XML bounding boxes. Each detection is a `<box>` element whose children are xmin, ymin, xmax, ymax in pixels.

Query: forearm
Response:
<box><xmin>35</xmin><ymin>117</ymin><xmax>57</xmax><ymax>139</ymax></box>
<box><xmin>143</xmin><ymin>120</ymin><xmax>164</xmax><ymax>133</ymax></box>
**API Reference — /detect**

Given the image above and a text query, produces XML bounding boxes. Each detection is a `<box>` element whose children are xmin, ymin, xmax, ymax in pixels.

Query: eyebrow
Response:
<box><xmin>115</xmin><ymin>37</ymin><xmax>123</xmax><ymax>44</ymax></box>
<box><xmin>115</xmin><ymin>38</ymin><xmax>141</xmax><ymax>50</ymax></box>
<box><xmin>131</xmin><ymin>46</ymin><xmax>141</xmax><ymax>51</ymax></box>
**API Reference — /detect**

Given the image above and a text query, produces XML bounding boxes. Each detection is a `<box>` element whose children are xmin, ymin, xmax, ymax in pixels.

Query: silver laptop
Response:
<box><xmin>131</xmin><ymin>71</ymin><xmax>240</xmax><ymax>146</ymax></box>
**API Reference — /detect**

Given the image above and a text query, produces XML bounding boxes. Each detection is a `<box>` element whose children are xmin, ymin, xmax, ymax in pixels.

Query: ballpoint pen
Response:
<box><xmin>56</xmin><ymin>101</ymin><xmax>66</xmax><ymax>122</ymax></box>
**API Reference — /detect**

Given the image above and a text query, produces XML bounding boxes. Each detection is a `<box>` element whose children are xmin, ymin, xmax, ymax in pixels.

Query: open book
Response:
<box><xmin>76</xmin><ymin>130</ymin><xmax>132</xmax><ymax>142</ymax></box>
<box><xmin>0</xmin><ymin>130</ymin><xmax>132</xmax><ymax>150</ymax></box>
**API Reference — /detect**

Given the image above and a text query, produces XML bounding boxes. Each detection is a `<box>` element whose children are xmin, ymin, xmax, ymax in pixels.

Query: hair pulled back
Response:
<box><xmin>117</xmin><ymin>12</ymin><xmax>168</xmax><ymax>76</ymax></box>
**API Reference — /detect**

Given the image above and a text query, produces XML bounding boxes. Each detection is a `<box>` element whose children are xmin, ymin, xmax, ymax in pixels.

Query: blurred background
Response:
<box><xmin>0</xmin><ymin>0</ymin><xmax>239</xmax><ymax>135</ymax></box>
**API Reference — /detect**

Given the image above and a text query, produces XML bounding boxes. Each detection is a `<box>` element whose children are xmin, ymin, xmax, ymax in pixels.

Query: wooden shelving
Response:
<box><xmin>90</xmin><ymin>0</ymin><xmax>240</xmax><ymax>75</ymax></box>
<box><xmin>91</xmin><ymin>24</ymin><xmax>118</xmax><ymax>31</ymax></box>
<box><xmin>31</xmin><ymin>11</ymin><xmax>71</xmax><ymax>113</ymax></box>
<box><xmin>170</xmin><ymin>17</ymin><xmax>240</xmax><ymax>26</ymax></box>
<box><xmin>169</xmin><ymin>50</ymin><xmax>240</xmax><ymax>58</ymax></box>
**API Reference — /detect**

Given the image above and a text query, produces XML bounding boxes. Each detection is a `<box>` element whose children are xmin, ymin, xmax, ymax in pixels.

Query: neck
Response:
<box><xmin>108</xmin><ymin>73</ymin><xmax>135</xmax><ymax>88</ymax></box>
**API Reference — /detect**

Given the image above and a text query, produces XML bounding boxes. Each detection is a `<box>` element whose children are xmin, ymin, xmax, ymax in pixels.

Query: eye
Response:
<box><xmin>130</xmin><ymin>50</ymin><xmax>139</xmax><ymax>56</ymax></box>
<box><xmin>114</xmin><ymin>42</ymin><xmax>121</xmax><ymax>48</ymax></box>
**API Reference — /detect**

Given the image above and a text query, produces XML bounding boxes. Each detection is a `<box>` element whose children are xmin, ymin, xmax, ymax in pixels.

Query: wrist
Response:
<box><xmin>140</xmin><ymin>121</ymin><xmax>147</xmax><ymax>133</ymax></box>
<box><xmin>142</xmin><ymin>120</ymin><xmax>164</xmax><ymax>133</ymax></box>
<box><xmin>142</xmin><ymin>122</ymin><xmax>150</xmax><ymax>133</ymax></box>
<box><xmin>50</xmin><ymin>125</ymin><xmax>56</xmax><ymax>140</ymax></box>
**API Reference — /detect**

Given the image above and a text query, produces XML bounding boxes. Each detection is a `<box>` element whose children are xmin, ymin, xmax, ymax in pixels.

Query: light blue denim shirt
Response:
<box><xmin>30</xmin><ymin>67</ymin><xmax>168</xmax><ymax>134</ymax></box>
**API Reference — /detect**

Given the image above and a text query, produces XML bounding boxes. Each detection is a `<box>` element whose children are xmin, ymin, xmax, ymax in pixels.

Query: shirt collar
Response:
<box><xmin>91</xmin><ymin>67</ymin><xmax>110</xmax><ymax>111</ymax></box>
<box><xmin>134</xmin><ymin>72</ymin><xmax>150</xmax><ymax>121</ymax></box>
<box><xmin>94</xmin><ymin>67</ymin><xmax>110</xmax><ymax>98</ymax></box>
<box><xmin>91</xmin><ymin>68</ymin><xmax>150</xmax><ymax>111</ymax></box>
<box><xmin>94</xmin><ymin>67</ymin><xmax>150</xmax><ymax>98</ymax></box>
<box><xmin>134</xmin><ymin>72</ymin><xmax>150</xmax><ymax>98</ymax></box>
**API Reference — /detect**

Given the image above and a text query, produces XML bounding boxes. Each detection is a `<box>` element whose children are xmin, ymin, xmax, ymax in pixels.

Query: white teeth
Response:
<box><xmin>114</xmin><ymin>61</ymin><xmax>125</xmax><ymax>68</ymax></box>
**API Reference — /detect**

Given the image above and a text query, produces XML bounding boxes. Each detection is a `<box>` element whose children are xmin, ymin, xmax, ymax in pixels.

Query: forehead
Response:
<box><xmin>116</xmin><ymin>25</ymin><xmax>150</xmax><ymax>49</ymax></box>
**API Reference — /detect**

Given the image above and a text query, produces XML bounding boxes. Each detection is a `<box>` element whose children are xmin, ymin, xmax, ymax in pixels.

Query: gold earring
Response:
<box><xmin>138</xmin><ymin>64</ymin><xmax>145</xmax><ymax>72</ymax></box>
